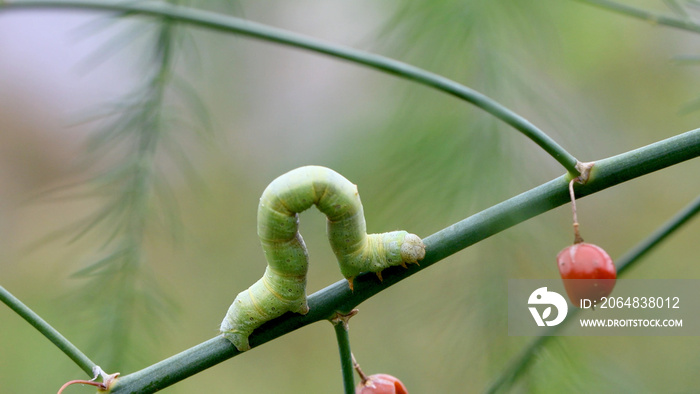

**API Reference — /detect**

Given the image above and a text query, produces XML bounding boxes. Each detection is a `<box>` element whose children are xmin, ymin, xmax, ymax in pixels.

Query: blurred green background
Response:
<box><xmin>1</xmin><ymin>1</ymin><xmax>700</xmax><ymax>392</ymax></box>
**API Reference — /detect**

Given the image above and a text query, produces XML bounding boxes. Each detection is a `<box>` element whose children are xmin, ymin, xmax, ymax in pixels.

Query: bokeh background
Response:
<box><xmin>1</xmin><ymin>1</ymin><xmax>700</xmax><ymax>392</ymax></box>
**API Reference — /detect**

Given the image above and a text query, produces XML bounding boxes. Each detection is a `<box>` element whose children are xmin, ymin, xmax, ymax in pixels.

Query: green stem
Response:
<box><xmin>486</xmin><ymin>193</ymin><xmax>700</xmax><ymax>393</ymax></box>
<box><xmin>617</xmin><ymin>193</ymin><xmax>700</xmax><ymax>276</ymax></box>
<box><xmin>576</xmin><ymin>0</ymin><xmax>700</xmax><ymax>34</ymax></box>
<box><xmin>0</xmin><ymin>285</ymin><xmax>97</xmax><ymax>377</ymax></box>
<box><xmin>0</xmin><ymin>0</ymin><xmax>579</xmax><ymax>174</ymax></box>
<box><xmin>332</xmin><ymin>312</ymin><xmax>357</xmax><ymax>394</ymax></box>
<box><xmin>107</xmin><ymin>129</ymin><xmax>699</xmax><ymax>393</ymax></box>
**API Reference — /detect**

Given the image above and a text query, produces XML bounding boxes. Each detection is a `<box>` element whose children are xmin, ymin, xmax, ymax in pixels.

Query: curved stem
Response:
<box><xmin>486</xmin><ymin>193</ymin><xmax>700</xmax><ymax>393</ymax></box>
<box><xmin>0</xmin><ymin>0</ymin><xmax>579</xmax><ymax>174</ymax></box>
<box><xmin>57</xmin><ymin>380</ymin><xmax>104</xmax><ymax>394</ymax></box>
<box><xmin>0</xmin><ymin>285</ymin><xmax>97</xmax><ymax>377</ymax></box>
<box><xmin>107</xmin><ymin>129</ymin><xmax>699</xmax><ymax>393</ymax></box>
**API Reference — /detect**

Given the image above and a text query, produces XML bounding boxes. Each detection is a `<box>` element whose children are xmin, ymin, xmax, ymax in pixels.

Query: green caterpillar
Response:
<box><xmin>220</xmin><ymin>165</ymin><xmax>425</xmax><ymax>351</ymax></box>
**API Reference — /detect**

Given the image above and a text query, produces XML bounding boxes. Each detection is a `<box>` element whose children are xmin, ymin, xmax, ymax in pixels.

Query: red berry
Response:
<box><xmin>556</xmin><ymin>242</ymin><xmax>616</xmax><ymax>305</ymax></box>
<box><xmin>355</xmin><ymin>374</ymin><xmax>409</xmax><ymax>394</ymax></box>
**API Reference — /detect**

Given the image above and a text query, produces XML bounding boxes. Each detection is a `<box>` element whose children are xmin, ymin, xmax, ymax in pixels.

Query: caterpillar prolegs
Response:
<box><xmin>220</xmin><ymin>166</ymin><xmax>425</xmax><ymax>351</ymax></box>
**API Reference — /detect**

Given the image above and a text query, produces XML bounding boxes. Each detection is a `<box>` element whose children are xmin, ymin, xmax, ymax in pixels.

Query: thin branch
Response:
<box><xmin>0</xmin><ymin>0</ymin><xmax>580</xmax><ymax>174</ymax></box>
<box><xmin>616</xmin><ymin>192</ymin><xmax>700</xmax><ymax>276</ymax></box>
<box><xmin>0</xmin><ymin>285</ymin><xmax>97</xmax><ymax>377</ymax></box>
<box><xmin>108</xmin><ymin>129</ymin><xmax>700</xmax><ymax>393</ymax></box>
<box><xmin>331</xmin><ymin>311</ymin><xmax>358</xmax><ymax>394</ymax></box>
<box><xmin>486</xmin><ymin>192</ymin><xmax>700</xmax><ymax>393</ymax></box>
<box><xmin>576</xmin><ymin>0</ymin><xmax>700</xmax><ymax>34</ymax></box>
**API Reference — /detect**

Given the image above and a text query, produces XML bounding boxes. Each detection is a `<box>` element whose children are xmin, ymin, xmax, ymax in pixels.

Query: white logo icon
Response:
<box><xmin>528</xmin><ymin>287</ymin><xmax>568</xmax><ymax>326</ymax></box>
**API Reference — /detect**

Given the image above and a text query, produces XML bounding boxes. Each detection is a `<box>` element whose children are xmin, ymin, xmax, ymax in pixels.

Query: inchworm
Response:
<box><xmin>220</xmin><ymin>166</ymin><xmax>425</xmax><ymax>351</ymax></box>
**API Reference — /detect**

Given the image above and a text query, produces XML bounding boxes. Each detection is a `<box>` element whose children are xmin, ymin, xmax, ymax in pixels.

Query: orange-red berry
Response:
<box><xmin>355</xmin><ymin>374</ymin><xmax>409</xmax><ymax>394</ymax></box>
<box><xmin>557</xmin><ymin>242</ymin><xmax>616</xmax><ymax>305</ymax></box>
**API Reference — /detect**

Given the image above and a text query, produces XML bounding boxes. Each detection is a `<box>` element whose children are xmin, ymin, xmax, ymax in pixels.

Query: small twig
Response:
<box><xmin>57</xmin><ymin>368</ymin><xmax>119</xmax><ymax>394</ymax></box>
<box><xmin>331</xmin><ymin>310</ymin><xmax>359</xmax><ymax>394</ymax></box>
<box><xmin>568</xmin><ymin>178</ymin><xmax>584</xmax><ymax>244</ymax></box>
<box><xmin>57</xmin><ymin>379</ymin><xmax>104</xmax><ymax>394</ymax></box>
<box><xmin>0</xmin><ymin>285</ymin><xmax>97</xmax><ymax>377</ymax></box>
<box><xmin>576</xmin><ymin>0</ymin><xmax>700</xmax><ymax>35</ymax></box>
<box><xmin>352</xmin><ymin>353</ymin><xmax>370</xmax><ymax>385</ymax></box>
<box><xmin>569</xmin><ymin>161</ymin><xmax>595</xmax><ymax>244</ymax></box>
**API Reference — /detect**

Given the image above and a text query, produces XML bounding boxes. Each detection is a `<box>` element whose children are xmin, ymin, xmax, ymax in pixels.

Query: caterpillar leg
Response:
<box><xmin>343</xmin><ymin>232</ymin><xmax>425</xmax><ymax>290</ymax></box>
<box><xmin>347</xmin><ymin>277</ymin><xmax>355</xmax><ymax>291</ymax></box>
<box><xmin>220</xmin><ymin>294</ymin><xmax>309</xmax><ymax>352</ymax></box>
<box><xmin>220</xmin><ymin>272</ymin><xmax>308</xmax><ymax>352</ymax></box>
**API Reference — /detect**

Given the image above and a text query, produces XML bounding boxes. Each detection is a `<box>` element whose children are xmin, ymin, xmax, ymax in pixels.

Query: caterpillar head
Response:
<box><xmin>400</xmin><ymin>233</ymin><xmax>425</xmax><ymax>264</ymax></box>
